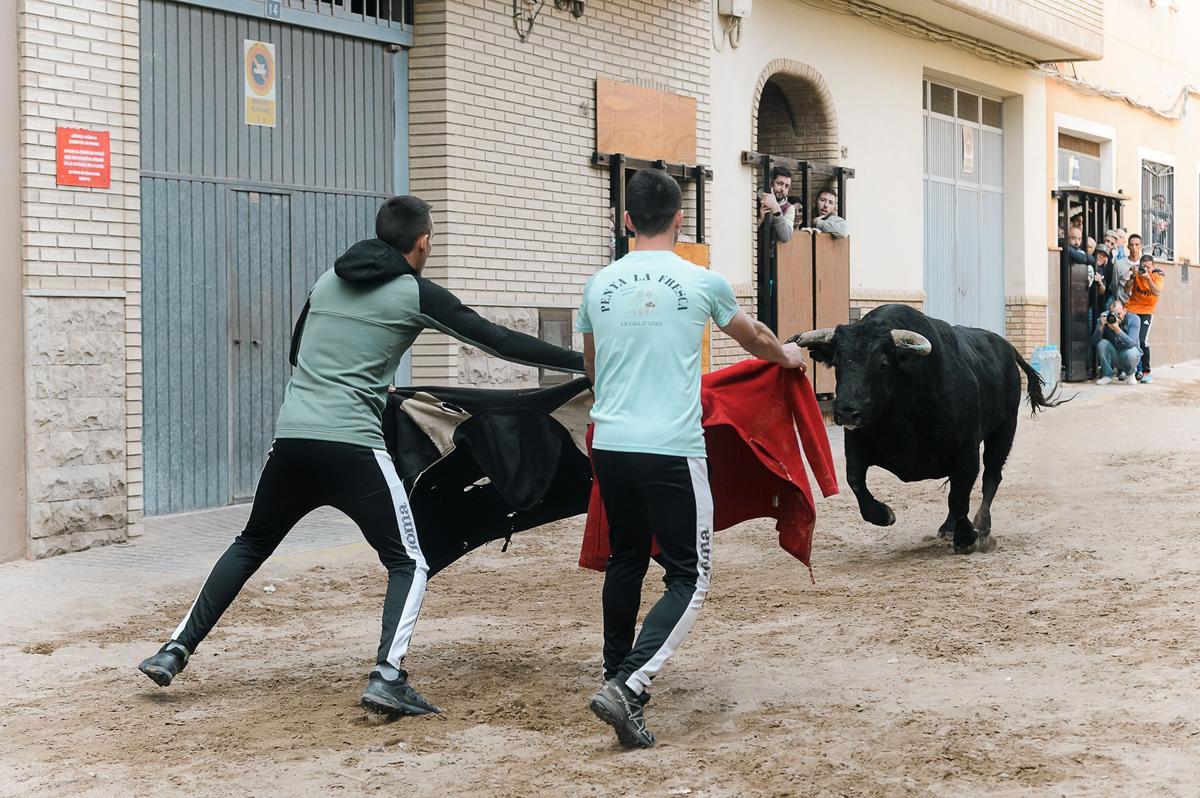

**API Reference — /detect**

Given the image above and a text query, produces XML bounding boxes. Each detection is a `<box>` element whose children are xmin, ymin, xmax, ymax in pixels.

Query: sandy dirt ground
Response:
<box><xmin>2</xmin><ymin>370</ymin><xmax>1199</xmax><ymax>797</ymax></box>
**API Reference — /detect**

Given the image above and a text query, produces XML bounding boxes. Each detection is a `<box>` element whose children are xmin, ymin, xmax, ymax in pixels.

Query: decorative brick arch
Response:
<box><xmin>751</xmin><ymin>59</ymin><xmax>839</xmax><ymax>163</ymax></box>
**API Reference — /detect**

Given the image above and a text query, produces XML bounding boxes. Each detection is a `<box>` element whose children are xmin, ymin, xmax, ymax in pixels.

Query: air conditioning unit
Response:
<box><xmin>718</xmin><ymin>0</ymin><xmax>752</xmax><ymax>18</ymax></box>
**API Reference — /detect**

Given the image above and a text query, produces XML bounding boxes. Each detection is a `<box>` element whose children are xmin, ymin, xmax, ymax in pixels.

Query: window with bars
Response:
<box><xmin>1141</xmin><ymin>160</ymin><xmax>1174</xmax><ymax>260</ymax></box>
<box><xmin>286</xmin><ymin>0</ymin><xmax>412</xmax><ymax>27</ymax></box>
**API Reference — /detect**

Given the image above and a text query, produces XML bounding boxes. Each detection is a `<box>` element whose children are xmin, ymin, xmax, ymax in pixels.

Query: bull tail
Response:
<box><xmin>1014</xmin><ymin>349</ymin><xmax>1072</xmax><ymax>415</ymax></box>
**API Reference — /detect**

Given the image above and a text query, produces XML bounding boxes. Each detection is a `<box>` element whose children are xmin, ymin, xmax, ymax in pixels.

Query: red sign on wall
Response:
<box><xmin>56</xmin><ymin>128</ymin><xmax>111</xmax><ymax>189</ymax></box>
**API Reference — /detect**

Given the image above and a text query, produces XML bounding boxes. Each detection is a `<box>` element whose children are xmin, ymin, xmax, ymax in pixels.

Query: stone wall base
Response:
<box><xmin>25</xmin><ymin>296</ymin><xmax>128</xmax><ymax>558</ymax></box>
<box><xmin>457</xmin><ymin>305</ymin><xmax>584</xmax><ymax>388</ymax></box>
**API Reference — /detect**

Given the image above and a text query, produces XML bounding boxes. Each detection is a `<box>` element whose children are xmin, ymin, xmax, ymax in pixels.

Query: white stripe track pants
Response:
<box><xmin>592</xmin><ymin>449</ymin><xmax>714</xmax><ymax>696</ymax></box>
<box><xmin>168</xmin><ymin>439</ymin><xmax>427</xmax><ymax>670</ymax></box>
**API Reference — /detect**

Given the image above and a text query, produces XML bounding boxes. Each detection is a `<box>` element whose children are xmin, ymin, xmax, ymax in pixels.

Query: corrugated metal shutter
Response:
<box><xmin>141</xmin><ymin>0</ymin><xmax>396</xmax><ymax>515</ymax></box>
<box><xmin>922</xmin><ymin>81</ymin><xmax>1005</xmax><ymax>335</ymax></box>
<box><xmin>924</xmin><ymin>112</ymin><xmax>957</xmax><ymax>323</ymax></box>
<box><xmin>980</xmin><ymin>129</ymin><xmax>1005</xmax><ymax>333</ymax></box>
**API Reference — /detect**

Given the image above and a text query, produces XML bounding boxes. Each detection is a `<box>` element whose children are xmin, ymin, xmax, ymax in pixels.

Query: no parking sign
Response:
<box><xmin>244</xmin><ymin>39</ymin><xmax>277</xmax><ymax>127</ymax></box>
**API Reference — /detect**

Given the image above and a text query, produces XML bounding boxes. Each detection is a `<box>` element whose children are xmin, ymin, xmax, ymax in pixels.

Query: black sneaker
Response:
<box><xmin>138</xmin><ymin>641</ymin><xmax>189</xmax><ymax>687</ymax></box>
<box><xmin>589</xmin><ymin>679</ymin><xmax>656</xmax><ymax>748</ymax></box>
<box><xmin>360</xmin><ymin>670</ymin><xmax>440</xmax><ymax>716</ymax></box>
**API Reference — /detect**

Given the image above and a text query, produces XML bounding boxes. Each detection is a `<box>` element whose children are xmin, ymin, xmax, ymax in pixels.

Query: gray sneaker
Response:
<box><xmin>589</xmin><ymin>678</ymin><xmax>656</xmax><ymax>748</ymax></box>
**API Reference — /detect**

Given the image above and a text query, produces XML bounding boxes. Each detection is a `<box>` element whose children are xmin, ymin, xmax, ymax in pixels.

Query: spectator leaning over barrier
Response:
<box><xmin>802</xmin><ymin>188</ymin><xmax>848</xmax><ymax>238</ymax></box>
<box><xmin>1064</xmin><ymin>227</ymin><xmax>1094</xmax><ymax>268</ymax></box>
<box><xmin>1113</xmin><ymin>234</ymin><xmax>1143</xmax><ymax>304</ymax></box>
<box><xmin>1124</xmin><ymin>253</ymin><xmax>1165</xmax><ymax>383</ymax></box>
<box><xmin>1091</xmin><ymin>298</ymin><xmax>1142</xmax><ymax>386</ymax></box>
<box><xmin>758</xmin><ymin>166</ymin><xmax>795</xmax><ymax>243</ymax></box>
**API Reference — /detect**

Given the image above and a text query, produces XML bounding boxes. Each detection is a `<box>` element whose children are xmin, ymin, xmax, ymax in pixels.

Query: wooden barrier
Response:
<box><xmin>775</xmin><ymin>231</ymin><xmax>849</xmax><ymax>395</ymax></box>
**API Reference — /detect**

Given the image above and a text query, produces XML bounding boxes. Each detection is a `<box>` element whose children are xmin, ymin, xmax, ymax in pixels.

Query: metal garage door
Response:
<box><xmin>141</xmin><ymin>0</ymin><xmax>401</xmax><ymax>515</ymax></box>
<box><xmin>922</xmin><ymin>80</ymin><xmax>1005</xmax><ymax>333</ymax></box>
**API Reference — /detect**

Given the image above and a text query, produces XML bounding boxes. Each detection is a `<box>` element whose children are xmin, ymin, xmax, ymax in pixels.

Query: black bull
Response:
<box><xmin>789</xmin><ymin>304</ymin><xmax>1064</xmax><ymax>553</ymax></box>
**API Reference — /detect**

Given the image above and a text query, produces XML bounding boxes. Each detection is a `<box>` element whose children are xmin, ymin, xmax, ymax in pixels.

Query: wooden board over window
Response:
<box><xmin>1058</xmin><ymin>132</ymin><xmax>1101</xmax><ymax>158</ymax></box>
<box><xmin>596</xmin><ymin>78</ymin><xmax>697</xmax><ymax>164</ymax></box>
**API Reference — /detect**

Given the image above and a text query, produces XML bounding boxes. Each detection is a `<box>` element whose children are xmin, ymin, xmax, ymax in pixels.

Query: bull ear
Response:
<box><xmin>890</xmin><ymin>329</ymin><xmax>932</xmax><ymax>357</ymax></box>
<box><xmin>790</xmin><ymin>328</ymin><xmax>836</xmax><ymax>365</ymax></box>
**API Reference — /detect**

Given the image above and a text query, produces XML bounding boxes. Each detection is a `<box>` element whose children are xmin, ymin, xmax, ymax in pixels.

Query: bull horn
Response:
<box><xmin>891</xmin><ymin>329</ymin><xmax>932</xmax><ymax>356</ymax></box>
<box><xmin>789</xmin><ymin>328</ymin><xmax>836</xmax><ymax>347</ymax></box>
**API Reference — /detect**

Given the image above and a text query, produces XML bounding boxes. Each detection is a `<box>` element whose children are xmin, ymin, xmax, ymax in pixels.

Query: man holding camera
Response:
<box><xmin>1091</xmin><ymin>298</ymin><xmax>1141</xmax><ymax>386</ymax></box>
<box><xmin>758</xmin><ymin>166</ymin><xmax>795</xmax><ymax>243</ymax></box>
<box><xmin>1112</xmin><ymin>233</ymin><xmax>1144</xmax><ymax>304</ymax></box>
<box><xmin>1089</xmin><ymin>244</ymin><xmax>1112</xmax><ymax>330</ymax></box>
<box><xmin>1124</xmin><ymin>253</ymin><xmax>1165</xmax><ymax>383</ymax></box>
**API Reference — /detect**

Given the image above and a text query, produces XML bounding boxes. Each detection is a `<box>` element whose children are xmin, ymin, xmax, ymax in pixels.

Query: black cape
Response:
<box><xmin>382</xmin><ymin>379</ymin><xmax>594</xmax><ymax>576</ymax></box>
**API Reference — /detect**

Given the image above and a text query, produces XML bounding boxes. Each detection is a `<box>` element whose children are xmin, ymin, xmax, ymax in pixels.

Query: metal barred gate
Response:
<box><xmin>141</xmin><ymin>0</ymin><xmax>403</xmax><ymax>515</ymax></box>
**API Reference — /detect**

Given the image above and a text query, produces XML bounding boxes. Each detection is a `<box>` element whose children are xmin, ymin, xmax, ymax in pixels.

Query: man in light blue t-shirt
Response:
<box><xmin>580</xmin><ymin>168</ymin><xmax>807</xmax><ymax>748</ymax></box>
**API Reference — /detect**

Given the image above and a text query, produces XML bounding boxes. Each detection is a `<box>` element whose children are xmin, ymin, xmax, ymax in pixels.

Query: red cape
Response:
<box><xmin>579</xmin><ymin>359</ymin><xmax>840</xmax><ymax>573</ymax></box>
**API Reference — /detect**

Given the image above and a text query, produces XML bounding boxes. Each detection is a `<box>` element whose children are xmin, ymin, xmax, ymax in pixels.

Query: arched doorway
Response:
<box><xmin>749</xmin><ymin>61</ymin><xmax>841</xmax><ymax>333</ymax></box>
<box><xmin>752</xmin><ymin>61</ymin><xmax>839</xmax><ymax>164</ymax></box>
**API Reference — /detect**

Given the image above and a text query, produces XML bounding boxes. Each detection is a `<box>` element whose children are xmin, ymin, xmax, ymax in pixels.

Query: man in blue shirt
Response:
<box><xmin>1091</xmin><ymin>298</ymin><xmax>1141</xmax><ymax>385</ymax></box>
<box><xmin>578</xmin><ymin>168</ymin><xmax>806</xmax><ymax>748</ymax></box>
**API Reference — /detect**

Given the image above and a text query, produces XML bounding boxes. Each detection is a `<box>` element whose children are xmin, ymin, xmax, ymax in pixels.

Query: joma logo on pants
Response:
<box><xmin>698</xmin><ymin>528</ymin><xmax>712</xmax><ymax>577</ymax></box>
<box><xmin>398</xmin><ymin>503</ymin><xmax>418</xmax><ymax>548</ymax></box>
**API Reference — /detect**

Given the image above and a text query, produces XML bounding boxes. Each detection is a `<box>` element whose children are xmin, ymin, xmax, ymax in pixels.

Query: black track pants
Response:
<box><xmin>1138</xmin><ymin>313</ymin><xmax>1153</xmax><ymax>374</ymax></box>
<box><xmin>169</xmin><ymin>439</ymin><xmax>427</xmax><ymax>670</ymax></box>
<box><xmin>592</xmin><ymin>449</ymin><xmax>713</xmax><ymax>695</ymax></box>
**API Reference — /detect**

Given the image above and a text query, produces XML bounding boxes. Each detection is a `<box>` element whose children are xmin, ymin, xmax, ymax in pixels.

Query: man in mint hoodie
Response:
<box><xmin>138</xmin><ymin>196</ymin><xmax>583</xmax><ymax>717</ymax></box>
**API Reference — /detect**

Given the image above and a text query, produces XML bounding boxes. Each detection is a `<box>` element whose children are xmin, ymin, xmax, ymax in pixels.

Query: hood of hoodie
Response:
<box><xmin>334</xmin><ymin>239</ymin><xmax>416</xmax><ymax>284</ymax></box>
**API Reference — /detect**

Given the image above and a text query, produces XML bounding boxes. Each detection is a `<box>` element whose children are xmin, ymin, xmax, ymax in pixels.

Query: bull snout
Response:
<box><xmin>833</xmin><ymin>403</ymin><xmax>864</xmax><ymax>429</ymax></box>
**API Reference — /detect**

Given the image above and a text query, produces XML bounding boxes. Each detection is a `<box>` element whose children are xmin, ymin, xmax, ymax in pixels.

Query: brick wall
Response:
<box><xmin>849</xmin><ymin>290</ymin><xmax>926</xmax><ymax>321</ymax></box>
<box><xmin>757</xmin><ymin>78</ymin><xmax>840</xmax><ymax>165</ymax></box>
<box><xmin>1004</xmin><ymin>296</ymin><xmax>1049</xmax><ymax>360</ymax></box>
<box><xmin>408</xmin><ymin>0</ymin><xmax>711</xmax><ymax>386</ymax></box>
<box><xmin>17</xmin><ymin>0</ymin><xmax>139</xmax><ymax>556</ymax></box>
<box><xmin>710</xmin><ymin>287</ymin><xmax>756</xmax><ymax>369</ymax></box>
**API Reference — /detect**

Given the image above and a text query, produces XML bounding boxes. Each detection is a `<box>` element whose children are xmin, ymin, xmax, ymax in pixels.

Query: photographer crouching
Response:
<box><xmin>1091</xmin><ymin>299</ymin><xmax>1142</xmax><ymax>386</ymax></box>
<box><xmin>1123</xmin><ymin>253</ymin><xmax>1165</xmax><ymax>384</ymax></box>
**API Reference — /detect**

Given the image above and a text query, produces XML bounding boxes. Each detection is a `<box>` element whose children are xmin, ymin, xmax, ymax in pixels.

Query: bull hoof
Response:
<box><xmin>953</xmin><ymin>521</ymin><xmax>978</xmax><ymax>553</ymax></box>
<box><xmin>862</xmin><ymin>503</ymin><xmax>895</xmax><ymax>527</ymax></box>
<box><xmin>975</xmin><ymin>534</ymin><xmax>996</xmax><ymax>554</ymax></box>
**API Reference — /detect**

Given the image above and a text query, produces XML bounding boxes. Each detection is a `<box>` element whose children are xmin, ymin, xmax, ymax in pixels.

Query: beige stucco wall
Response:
<box><xmin>1</xmin><ymin>0</ymin><xmax>28</xmax><ymax>562</ymax></box>
<box><xmin>1046</xmin><ymin>2</ymin><xmax>1200</xmax><ymax>262</ymax></box>
<box><xmin>1043</xmin><ymin>1</ymin><xmax>1200</xmax><ymax>368</ymax></box>
<box><xmin>710</xmin><ymin>0</ymin><xmax>1049</xmax><ymax>310</ymax></box>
